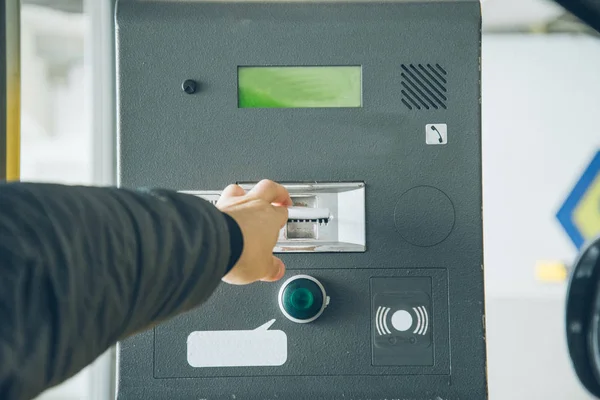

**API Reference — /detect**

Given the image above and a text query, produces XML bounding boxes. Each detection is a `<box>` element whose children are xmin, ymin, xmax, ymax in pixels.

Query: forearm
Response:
<box><xmin>0</xmin><ymin>183</ymin><xmax>241</xmax><ymax>400</ymax></box>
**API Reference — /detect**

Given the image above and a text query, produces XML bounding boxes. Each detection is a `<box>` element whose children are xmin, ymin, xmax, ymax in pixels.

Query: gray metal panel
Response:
<box><xmin>155</xmin><ymin>269</ymin><xmax>449</xmax><ymax>378</ymax></box>
<box><xmin>115</xmin><ymin>0</ymin><xmax>485</xmax><ymax>399</ymax></box>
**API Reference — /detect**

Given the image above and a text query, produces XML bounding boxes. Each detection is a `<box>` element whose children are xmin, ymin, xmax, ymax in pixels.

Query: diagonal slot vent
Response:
<box><xmin>400</xmin><ymin>64</ymin><xmax>447</xmax><ymax>110</ymax></box>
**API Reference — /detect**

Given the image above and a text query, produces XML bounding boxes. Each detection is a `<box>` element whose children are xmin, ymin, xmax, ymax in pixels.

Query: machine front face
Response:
<box><xmin>115</xmin><ymin>1</ymin><xmax>485</xmax><ymax>399</ymax></box>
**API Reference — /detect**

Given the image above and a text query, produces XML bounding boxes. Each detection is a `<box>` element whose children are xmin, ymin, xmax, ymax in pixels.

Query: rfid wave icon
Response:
<box><xmin>375</xmin><ymin>306</ymin><xmax>429</xmax><ymax>336</ymax></box>
<box><xmin>557</xmin><ymin>151</ymin><xmax>600</xmax><ymax>249</ymax></box>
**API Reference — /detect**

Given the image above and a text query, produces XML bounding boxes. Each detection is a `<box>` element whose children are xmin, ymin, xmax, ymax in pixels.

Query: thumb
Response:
<box><xmin>260</xmin><ymin>257</ymin><xmax>286</xmax><ymax>282</ymax></box>
<box><xmin>273</xmin><ymin>205</ymin><xmax>289</xmax><ymax>229</ymax></box>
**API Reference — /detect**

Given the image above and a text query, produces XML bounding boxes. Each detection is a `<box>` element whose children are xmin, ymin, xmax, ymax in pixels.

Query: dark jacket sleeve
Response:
<box><xmin>0</xmin><ymin>182</ymin><xmax>243</xmax><ymax>400</ymax></box>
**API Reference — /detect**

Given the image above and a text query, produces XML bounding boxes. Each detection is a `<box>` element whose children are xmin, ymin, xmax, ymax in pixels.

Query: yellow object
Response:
<box><xmin>573</xmin><ymin>172</ymin><xmax>600</xmax><ymax>242</ymax></box>
<box><xmin>535</xmin><ymin>261</ymin><xmax>568</xmax><ymax>282</ymax></box>
<box><xmin>5</xmin><ymin>0</ymin><xmax>20</xmax><ymax>181</ymax></box>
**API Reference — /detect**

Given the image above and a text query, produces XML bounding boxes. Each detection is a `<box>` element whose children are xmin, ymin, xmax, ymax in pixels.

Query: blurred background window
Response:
<box><xmin>19</xmin><ymin>0</ymin><xmax>115</xmax><ymax>399</ymax></box>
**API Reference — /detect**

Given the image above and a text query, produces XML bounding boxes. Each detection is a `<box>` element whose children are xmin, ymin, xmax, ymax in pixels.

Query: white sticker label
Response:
<box><xmin>425</xmin><ymin>123</ymin><xmax>448</xmax><ymax>145</ymax></box>
<box><xmin>187</xmin><ymin>319</ymin><xmax>288</xmax><ymax>368</ymax></box>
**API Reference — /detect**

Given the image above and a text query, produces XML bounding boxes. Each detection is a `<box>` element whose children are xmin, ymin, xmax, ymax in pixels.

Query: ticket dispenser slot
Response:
<box><xmin>181</xmin><ymin>182</ymin><xmax>366</xmax><ymax>253</ymax></box>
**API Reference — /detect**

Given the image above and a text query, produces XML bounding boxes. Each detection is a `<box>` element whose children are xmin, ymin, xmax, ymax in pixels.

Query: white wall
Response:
<box><xmin>20</xmin><ymin>5</ymin><xmax>92</xmax><ymax>185</ymax></box>
<box><xmin>482</xmin><ymin>34</ymin><xmax>600</xmax><ymax>400</ymax></box>
<box><xmin>482</xmin><ymin>34</ymin><xmax>600</xmax><ymax>300</ymax></box>
<box><xmin>21</xmin><ymin>63</ymin><xmax>93</xmax><ymax>184</ymax></box>
<box><xmin>19</xmin><ymin>6</ymin><xmax>97</xmax><ymax>400</ymax></box>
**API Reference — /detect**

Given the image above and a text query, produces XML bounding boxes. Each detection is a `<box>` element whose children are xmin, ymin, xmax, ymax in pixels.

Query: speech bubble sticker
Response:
<box><xmin>255</xmin><ymin>319</ymin><xmax>276</xmax><ymax>331</ymax></box>
<box><xmin>187</xmin><ymin>320</ymin><xmax>288</xmax><ymax>368</ymax></box>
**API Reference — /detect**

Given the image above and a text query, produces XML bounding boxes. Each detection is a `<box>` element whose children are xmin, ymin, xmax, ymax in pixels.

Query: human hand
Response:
<box><xmin>216</xmin><ymin>179</ymin><xmax>292</xmax><ymax>285</ymax></box>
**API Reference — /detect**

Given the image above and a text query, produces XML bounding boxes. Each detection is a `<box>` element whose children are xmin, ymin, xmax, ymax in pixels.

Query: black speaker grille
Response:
<box><xmin>400</xmin><ymin>64</ymin><xmax>447</xmax><ymax>110</ymax></box>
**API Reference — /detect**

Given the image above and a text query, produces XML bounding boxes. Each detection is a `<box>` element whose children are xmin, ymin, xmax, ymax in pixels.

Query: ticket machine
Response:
<box><xmin>115</xmin><ymin>1</ymin><xmax>486</xmax><ymax>398</ymax></box>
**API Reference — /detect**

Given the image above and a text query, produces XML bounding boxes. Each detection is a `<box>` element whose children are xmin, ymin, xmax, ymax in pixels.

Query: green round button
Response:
<box><xmin>290</xmin><ymin>287</ymin><xmax>314</xmax><ymax>310</ymax></box>
<box><xmin>281</xmin><ymin>278</ymin><xmax>324</xmax><ymax>321</ymax></box>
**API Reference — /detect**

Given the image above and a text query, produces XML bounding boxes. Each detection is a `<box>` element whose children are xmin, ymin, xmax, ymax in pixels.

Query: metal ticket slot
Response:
<box><xmin>183</xmin><ymin>181</ymin><xmax>366</xmax><ymax>252</ymax></box>
<box><xmin>115</xmin><ymin>0</ymin><xmax>486</xmax><ymax>399</ymax></box>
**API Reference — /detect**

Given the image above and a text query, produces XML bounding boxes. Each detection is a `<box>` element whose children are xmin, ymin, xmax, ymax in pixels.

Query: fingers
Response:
<box><xmin>221</xmin><ymin>184</ymin><xmax>246</xmax><ymax>198</ymax></box>
<box><xmin>218</xmin><ymin>184</ymin><xmax>246</xmax><ymax>205</ymax></box>
<box><xmin>273</xmin><ymin>205</ymin><xmax>289</xmax><ymax>228</ymax></box>
<box><xmin>249</xmin><ymin>179</ymin><xmax>293</xmax><ymax>206</ymax></box>
<box><xmin>260</xmin><ymin>257</ymin><xmax>286</xmax><ymax>282</ymax></box>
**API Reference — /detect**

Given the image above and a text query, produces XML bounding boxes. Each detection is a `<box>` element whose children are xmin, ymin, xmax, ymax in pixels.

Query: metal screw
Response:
<box><xmin>182</xmin><ymin>79</ymin><xmax>197</xmax><ymax>94</ymax></box>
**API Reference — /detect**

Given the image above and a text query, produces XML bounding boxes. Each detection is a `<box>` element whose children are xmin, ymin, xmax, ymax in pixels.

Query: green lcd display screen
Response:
<box><xmin>238</xmin><ymin>66</ymin><xmax>362</xmax><ymax>108</ymax></box>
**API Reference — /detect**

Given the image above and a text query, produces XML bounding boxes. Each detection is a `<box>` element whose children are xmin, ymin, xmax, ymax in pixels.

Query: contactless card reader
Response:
<box><xmin>115</xmin><ymin>0</ymin><xmax>486</xmax><ymax>399</ymax></box>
